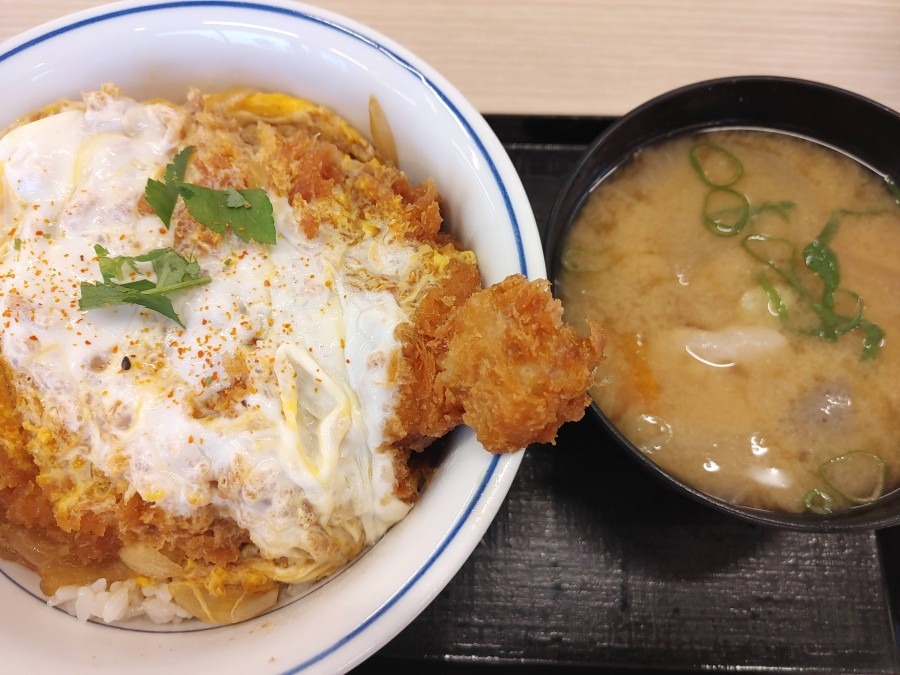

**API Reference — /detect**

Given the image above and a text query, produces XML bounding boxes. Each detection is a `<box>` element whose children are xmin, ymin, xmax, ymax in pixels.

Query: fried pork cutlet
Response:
<box><xmin>441</xmin><ymin>274</ymin><xmax>605</xmax><ymax>453</ymax></box>
<box><xmin>388</xmin><ymin>270</ymin><xmax>604</xmax><ymax>454</ymax></box>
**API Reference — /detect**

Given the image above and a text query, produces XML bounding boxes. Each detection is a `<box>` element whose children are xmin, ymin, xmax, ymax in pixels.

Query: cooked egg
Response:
<box><xmin>0</xmin><ymin>92</ymin><xmax>416</xmax><ymax>562</ymax></box>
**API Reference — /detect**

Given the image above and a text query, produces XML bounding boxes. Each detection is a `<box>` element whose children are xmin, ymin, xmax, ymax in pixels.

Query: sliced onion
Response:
<box><xmin>168</xmin><ymin>580</ymin><xmax>279</xmax><ymax>624</ymax></box>
<box><xmin>118</xmin><ymin>543</ymin><xmax>183</xmax><ymax>579</ymax></box>
<box><xmin>39</xmin><ymin>559</ymin><xmax>132</xmax><ymax>596</ymax></box>
<box><xmin>228</xmin><ymin>587</ymin><xmax>280</xmax><ymax>623</ymax></box>
<box><xmin>368</xmin><ymin>95</ymin><xmax>398</xmax><ymax>166</ymax></box>
<box><xmin>0</xmin><ymin>525</ymin><xmax>59</xmax><ymax>569</ymax></box>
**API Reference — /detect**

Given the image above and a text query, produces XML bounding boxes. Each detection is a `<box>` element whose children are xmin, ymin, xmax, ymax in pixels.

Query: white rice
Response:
<box><xmin>48</xmin><ymin>579</ymin><xmax>192</xmax><ymax>624</ymax></box>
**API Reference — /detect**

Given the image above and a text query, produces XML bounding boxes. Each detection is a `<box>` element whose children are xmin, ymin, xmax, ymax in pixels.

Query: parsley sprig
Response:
<box><xmin>78</xmin><ymin>245</ymin><xmax>211</xmax><ymax>327</ymax></box>
<box><xmin>78</xmin><ymin>147</ymin><xmax>276</xmax><ymax>326</ymax></box>
<box><xmin>145</xmin><ymin>146</ymin><xmax>276</xmax><ymax>245</ymax></box>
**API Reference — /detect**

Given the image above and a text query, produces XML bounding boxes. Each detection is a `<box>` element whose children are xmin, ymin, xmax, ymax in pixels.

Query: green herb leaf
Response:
<box><xmin>225</xmin><ymin>186</ymin><xmax>250</xmax><ymax>208</ymax></box>
<box><xmin>116</xmin><ymin>279</ymin><xmax>158</xmax><ymax>292</ymax></box>
<box><xmin>180</xmin><ymin>184</ymin><xmax>276</xmax><ymax>245</ymax></box>
<box><xmin>148</xmin><ymin>249</ymin><xmax>203</xmax><ymax>289</ymax></box>
<box><xmin>78</xmin><ymin>246</ymin><xmax>211</xmax><ymax>327</ymax></box>
<box><xmin>144</xmin><ymin>146</ymin><xmax>276</xmax><ymax>245</ymax></box>
<box><xmin>95</xmin><ymin>243</ymin><xmax>138</xmax><ymax>282</ymax></box>
<box><xmin>78</xmin><ymin>281</ymin><xmax>134</xmax><ymax>309</ymax></box>
<box><xmin>145</xmin><ymin>146</ymin><xmax>192</xmax><ymax>228</ymax></box>
<box><xmin>79</xmin><ymin>281</ymin><xmax>184</xmax><ymax>326</ymax></box>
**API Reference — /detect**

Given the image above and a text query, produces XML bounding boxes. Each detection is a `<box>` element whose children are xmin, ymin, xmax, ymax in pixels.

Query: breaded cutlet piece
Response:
<box><xmin>388</xmin><ymin>272</ymin><xmax>604</xmax><ymax>455</ymax></box>
<box><xmin>439</xmin><ymin>274</ymin><xmax>604</xmax><ymax>453</ymax></box>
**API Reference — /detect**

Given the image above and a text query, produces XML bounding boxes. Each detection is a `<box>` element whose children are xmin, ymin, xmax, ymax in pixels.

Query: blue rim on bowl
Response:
<box><xmin>545</xmin><ymin>75</ymin><xmax>900</xmax><ymax>531</ymax></box>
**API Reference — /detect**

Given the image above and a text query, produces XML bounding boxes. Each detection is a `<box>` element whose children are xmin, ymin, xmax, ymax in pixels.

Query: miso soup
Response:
<box><xmin>557</xmin><ymin>129</ymin><xmax>900</xmax><ymax>514</ymax></box>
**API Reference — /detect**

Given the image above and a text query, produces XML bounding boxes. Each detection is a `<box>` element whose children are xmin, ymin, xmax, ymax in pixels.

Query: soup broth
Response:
<box><xmin>557</xmin><ymin>129</ymin><xmax>900</xmax><ymax>514</ymax></box>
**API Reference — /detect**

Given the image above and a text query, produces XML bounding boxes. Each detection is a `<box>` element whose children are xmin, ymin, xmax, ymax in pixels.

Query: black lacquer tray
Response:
<box><xmin>353</xmin><ymin>115</ymin><xmax>900</xmax><ymax>674</ymax></box>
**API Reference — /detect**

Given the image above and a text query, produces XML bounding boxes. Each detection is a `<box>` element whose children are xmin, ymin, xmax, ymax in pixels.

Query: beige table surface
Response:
<box><xmin>0</xmin><ymin>0</ymin><xmax>897</xmax><ymax>117</ymax></box>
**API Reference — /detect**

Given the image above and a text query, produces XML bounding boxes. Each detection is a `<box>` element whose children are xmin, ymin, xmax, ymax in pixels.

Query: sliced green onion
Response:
<box><xmin>802</xmin><ymin>235</ymin><xmax>841</xmax><ymax>307</ymax></box>
<box><xmin>560</xmin><ymin>247</ymin><xmax>605</xmax><ymax>272</ymax></box>
<box><xmin>742</xmin><ymin>223</ymin><xmax>883</xmax><ymax>360</ymax></box>
<box><xmin>802</xmin><ymin>488</ymin><xmax>834</xmax><ymax>515</ymax></box>
<box><xmin>801</xmin><ymin>211</ymin><xmax>884</xmax><ymax>358</ymax></box>
<box><xmin>689</xmin><ymin>143</ymin><xmax>744</xmax><ymax>187</ymax></box>
<box><xmin>820</xmin><ymin>450</ymin><xmax>887</xmax><ymax>504</ymax></box>
<box><xmin>702</xmin><ymin>187</ymin><xmax>750</xmax><ymax>236</ymax></box>
<box><xmin>691</xmin><ymin>148</ymin><xmax>886</xmax><ymax>361</ymax></box>
<box><xmin>756</xmin><ymin>273</ymin><xmax>788</xmax><ymax>319</ymax></box>
<box><xmin>858</xmin><ymin>320</ymin><xmax>885</xmax><ymax>361</ymax></box>
<box><xmin>742</xmin><ymin>234</ymin><xmax>800</xmax><ymax>286</ymax></box>
<box><xmin>822</xmin><ymin>289</ymin><xmax>864</xmax><ymax>336</ymax></box>
<box><xmin>885</xmin><ymin>176</ymin><xmax>900</xmax><ymax>203</ymax></box>
<box><xmin>751</xmin><ymin>200</ymin><xmax>796</xmax><ymax>220</ymax></box>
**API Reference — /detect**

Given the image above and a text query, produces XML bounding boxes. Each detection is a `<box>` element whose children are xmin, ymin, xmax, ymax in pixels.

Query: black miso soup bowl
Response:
<box><xmin>545</xmin><ymin>75</ymin><xmax>900</xmax><ymax>530</ymax></box>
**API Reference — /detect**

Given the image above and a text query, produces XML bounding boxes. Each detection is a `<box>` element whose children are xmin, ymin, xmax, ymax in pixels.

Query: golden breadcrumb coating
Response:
<box><xmin>439</xmin><ymin>274</ymin><xmax>605</xmax><ymax>453</ymax></box>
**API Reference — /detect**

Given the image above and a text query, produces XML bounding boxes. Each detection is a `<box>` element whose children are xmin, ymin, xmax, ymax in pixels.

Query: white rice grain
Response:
<box><xmin>102</xmin><ymin>583</ymin><xmax>131</xmax><ymax>623</ymax></box>
<box><xmin>49</xmin><ymin>578</ymin><xmax>191</xmax><ymax>625</ymax></box>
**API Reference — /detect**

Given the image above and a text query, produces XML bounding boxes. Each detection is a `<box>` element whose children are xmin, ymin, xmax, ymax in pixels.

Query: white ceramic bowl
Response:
<box><xmin>0</xmin><ymin>1</ymin><xmax>540</xmax><ymax>672</ymax></box>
